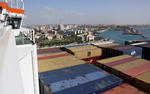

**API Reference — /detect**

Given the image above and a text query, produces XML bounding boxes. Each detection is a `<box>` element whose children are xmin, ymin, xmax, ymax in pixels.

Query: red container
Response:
<box><xmin>105</xmin><ymin>57</ymin><xmax>139</xmax><ymax>67</ymax></box>
<box><xmin>114</xmin><ymin>46</ymin><xmax>133</xmax><ymax>50</ymax></box>
<box><xmin>101</xmin><ymin>83</ymin><xmax>146</xmax><ymax>94</ymax></box>
<box><xmin>38</xmin><ymin>53</ymin><xmax>71</xmax><ymax>60</ymax></box>
<box><xmin>37</xmin><ymin>48</ymin><xmax>62</xmax><ymax>54</ymax></box>
<box><xmin>82</xmin><ymin>56</ymin><xmax>100</xmax><ymax>64</ymax></box>
<box><xmin>136</xmin><ymin>40</ymin><xmax>150</xmax><ymax>42</ymax></box>
<box><xmin>123</xmin><ymin>62</ymin><xmax>150</xmax><ymax>77</ymax></box>
<box><xmin>142</xmin><ymin>44</ymin><xmax>150</xmax><ymax>48</ymax></box>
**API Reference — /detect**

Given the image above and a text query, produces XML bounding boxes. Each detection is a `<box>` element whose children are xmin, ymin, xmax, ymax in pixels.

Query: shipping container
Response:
<box><xmin>109</xmin><ymin>45</ymin><xmax>143</xmax><ymax>57</ymax></box>
<box><xmin>38</xmin><ymin>52</ymin><xmax>71</xmax><ymax>60</ymax></box>
<box><xmin>62</xmin><ymin>44</ymin><xmax>88</xmax><ymax>48</ymax></box>
<box><xmin>38</xmin><ymin>51</ymin><xmax>69</xmax><ymax>58</ymax></box>
<box><xmin>39</xmin><ymin>63</ymin><xmax>123</xmax><ymax>94</ymax></box>
<box><xmin>95</xmin><ymin>43</ymin><xmax>123</xmax><ymax>59</ymax></box>
<box><xmin>96</xmin><ymin>55</ymin><xmax>150</xmax><ymax>84</ymax></box>
<box><xmin>67</xmin><ymin>45</ymin><xmax>98</xmax><ymax>51</ymax></box>
<box><xmin>101</xmin><ymin>83</ymin><xmax>146</xmax><ymax>94</ymax></box>
<box><xmin>95</xmin><ymin>55</ymin><xmax>131</xmax><ymax>69</ymax></box>
<box><xmin>37</xmin><ymin>48</ymin><xmax>63</xmax><ymax>54</ymax></box>
<box><xmin>62</xmin><ymin>45</ymin><xmax>102</xmax><ymax>64</ymax></box>
<box><xmin>60</xmin><ymin>44</ymin><xmax>88</xmax><ymax>51</ymax></box>
<box><xmin>131</xmin><ymin>43</ymin><xmax>150</xmax><ymax>59</ymax></box>
<box><xmin>96</xmin><ymin>43</ymin><xmax>122</xmax><ymax>48</ymax></box>
<box><xmin>133</xmin><ymin>71</ymin><xmax>150</xmax><ymax>93</ymax></box>
<box><xmin>38</xmin><ymin>55</ymin><xmax>86</xmax><ymax>73</ymax></box>
<box><xmin>141</xmin><ymin>44</ymin><xmax>150</xmax><ymax>60</ymax></box>
<box><xmin>136</xmin><ymin>55</ymin><xmax>142</xmax><ymax>58</ymax></box>
<box><xmin>73</xmin><ymin>48</ymin><xmax>102</xmax><ymax>59</ymax></box>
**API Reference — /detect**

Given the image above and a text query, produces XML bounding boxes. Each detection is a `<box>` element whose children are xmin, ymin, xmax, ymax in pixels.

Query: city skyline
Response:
<box><xmin>24</xmin><ymin>0</ymin><xmax>150</xmax><ymax>25</ymax></box>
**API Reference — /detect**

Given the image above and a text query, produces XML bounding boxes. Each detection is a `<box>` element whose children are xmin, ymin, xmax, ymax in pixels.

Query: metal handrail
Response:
<box><xmin>0</xmin><ymin>0</ymin><xmax>24</xmax><ymax>9</ymax></box>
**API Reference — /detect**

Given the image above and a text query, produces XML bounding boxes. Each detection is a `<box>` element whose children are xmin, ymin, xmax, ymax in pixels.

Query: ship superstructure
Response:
<box><xmin>0</xmin><ymin>0</ymin><xmax>39</xmax><ymax>94</ymax></box>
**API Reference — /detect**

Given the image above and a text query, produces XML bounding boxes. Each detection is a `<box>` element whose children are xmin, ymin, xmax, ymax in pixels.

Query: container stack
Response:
<box><xmin>108</xmin><ymin>45</ymin><xmax>143</xmax><ymax>58</ymax></box>
<box><xmin>37</xmin><ymin>48</ymin><xmax>63</xmax><ymax>54</ymax></box>
<box><xmin>128</xmin><ymin>42</ymin><xmax>150</xmax><ymax>59</ymax></box>
<box><xmin>96</xmin><ymin>55</ymin><xmax>150</xmax><ymax>93</ymax></box>
<box><xmin>95</xmin><ymin>43</ymin><xmax>123</xmax><ymax>59</ymax></box>
<box><xmin>95</xmin><ymin>43</ymin><xmax>143</xmax><ymax>58</ymax></box>
<box><xmin>101</xmin><ymin>83</ymin><xmax>146</xmax><ymax>94</ymax></box>
<box><xmin>39</xmin><ymin>63</ymin><xmax>123</xmax><ymax>94</ymax></box>
<box><xmin>61</xmin><ymin>44</ymin><xmax>102</xmax><ymax>64</ymax></box>
<box><xmin>135</xmin><ymin>44</ymin><xmax>150</xmax><ymax>60</ymax></box>
<box><xmin>38</xmin><ymin>52</ymin><xmax>85</xmax><ymax>73</ymax></box>
<box><xmin>37</xmin><ymin>48</ymin><xmax>123</xmax><ymax>94</ymax></box>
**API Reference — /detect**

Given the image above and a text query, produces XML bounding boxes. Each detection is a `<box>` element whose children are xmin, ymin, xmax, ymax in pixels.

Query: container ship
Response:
<box><xmin>0</xmin><ymin>0</ymin><xmax>39</xmax><ymax>94</ymax></box>
<box><xmin>0</xmin><ymin>0</ymin><xmax>150</xmax><ymax>94</ymax></box>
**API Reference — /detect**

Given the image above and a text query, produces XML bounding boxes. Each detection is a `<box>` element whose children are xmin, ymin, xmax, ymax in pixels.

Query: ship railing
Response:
<box><xmin>0</xmin><ymin>0</ymin><xmax>24</xmax><ymax>10</ymax></box>
<box><xmin>15</xmin><ymin>28</ymin><xmax>35</xmax><ymax>45</ymax></box>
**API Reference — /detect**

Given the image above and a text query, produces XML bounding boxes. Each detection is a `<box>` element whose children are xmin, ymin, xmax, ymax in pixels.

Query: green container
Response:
<box><xmin>136</xmin><ymin>55</ymin><xmax>142</xmax><ymax>58</ymax></box>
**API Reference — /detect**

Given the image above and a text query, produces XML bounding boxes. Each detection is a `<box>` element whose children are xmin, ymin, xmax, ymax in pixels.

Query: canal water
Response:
<box><xmin>98</xmin><ymin>28</ymin><xmax>150</xmax><ymax>45</ymax></box>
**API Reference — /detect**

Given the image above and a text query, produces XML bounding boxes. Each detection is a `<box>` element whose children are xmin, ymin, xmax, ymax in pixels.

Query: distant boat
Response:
<box><xmin>96</xmin><ymin>29</ymin><xmax>108</xmax><ymax>33</ymax></box>
<box><xmin>141</xmin><ymin>34</ymin><xmax>147</xmax><ymax>39</ymax></box>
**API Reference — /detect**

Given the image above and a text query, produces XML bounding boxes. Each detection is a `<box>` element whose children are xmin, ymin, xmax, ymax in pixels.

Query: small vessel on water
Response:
<box><xmin>123</xmin><ymin>28</ymin><xmax>147</xmax><ymax>39</ymax></box>
<box><xmin>96</xmin><ymin>29</ymin><xmax>108</xmax><ymax>33</ymax></box>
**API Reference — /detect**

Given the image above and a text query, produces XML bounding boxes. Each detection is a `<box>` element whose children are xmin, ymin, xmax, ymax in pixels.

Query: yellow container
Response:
<box><xmin>38</xmin><ymin>55</ymin><xmax>86</xmax><ymax>73</ymax></box>
<box><xmin>74</xmin><ymin>48</ymin><xmax>102</xmax><ymax>59</ymax></box>
<box><xmin>114</xmin><ymin>59</ymin><xmax>150</xmax><ymax>71</ymax></box>
<box><xmin>68</xmin><ymin>45</ymin><xmax>98</xmax><ymax>52</ymax></box>
<box><xmin>134</xmin><ymin>71</ymin><xmax>150</xmax><ymax>93</ymax></box>
<box><xmin>97</xmin><ymin>43</ymin><xmax>121</xmax><ymax>48</ymax></box>
<box><xmin>135</xmin><ymin>71</ymin><xmax>150</xmax><ymax>84</ymax></box>
<box><xmin>97</xmin><ymin>55</ymin><xmax>131</xmax><ymax>64</ymax></box>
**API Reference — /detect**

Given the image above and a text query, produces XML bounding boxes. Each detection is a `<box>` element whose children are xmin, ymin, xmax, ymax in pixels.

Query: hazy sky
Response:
<box><xmin>23</xmin><ymin>0</ymin><xmax>150</xmax><ymax>25</ymax></box>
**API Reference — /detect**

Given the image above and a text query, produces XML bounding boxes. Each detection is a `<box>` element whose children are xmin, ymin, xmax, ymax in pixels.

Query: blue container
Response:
<box><xmin>119</xmin><ymin>47</ymin><xmax>142</xmax><ymax>56</ymax></box>
<box><xmin>53</xmin><ymin>75</ymin><xmax>122</xmax><ymax>94</ymax></box>
<box><xmin>109</xmin><ymin>46</ymin><xmax>143</xmax><ymax>57</ymax></box>
<box><xmin>39</xmin><ymin>63</ymin><xmax>123</xmax><ymax>94</ymax></box>
<box><xmin>40</xmin><ymin>63</ymin><xmax>101</xmax><ymax>83</ymax></box>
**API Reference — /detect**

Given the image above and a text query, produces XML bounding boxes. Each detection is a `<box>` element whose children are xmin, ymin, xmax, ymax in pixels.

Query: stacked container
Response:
<box><xmin>135</xmin><ymin>44</ymin><xmax>150</xmax><ymax>60</ymax></box>
<box><xmin>96</xmin><ymin>55</ymin><xmax>150</xmax><ymax>93</ymax></box>
<box><xmin>109</xmin><ymin>45</ymin><xmax>143</xmax><ymax>58</ymax></box>
<box><xmin>38</xmin><ymin>52</ymin><xmax>86</xmax><ymax>73</ymax></box>
<box><xmin>37</xmin><ymin>48</ymin><xmax>63</xmax><ymax>54</ymax></box>
<box><xmin>39</xmin><ymin>63</ymin><xmax>123</xmax><ymax>94</ymax></box>
<box><xmin>133</xmin><ymin>71</ymin><xmax>150</xmax><ymax>93</ymax></box>
<box><xmin>101</xmin><ymin>83</ymin><xmax>146</xmax><ymax>94</ymax></box>
<box><xmin>95</xmin><ymin>43</ymin><xmax>123</xmax><ymax>59</ymax></box>
<box><xmin>38</xmin><ymin>47</ymin><xmax>123</xmax><ymax>94</ymax></box>
<box><xmin>61</xmin><ymin>44</ymin><xmax>102</xmax><ymax>64</ymax></box>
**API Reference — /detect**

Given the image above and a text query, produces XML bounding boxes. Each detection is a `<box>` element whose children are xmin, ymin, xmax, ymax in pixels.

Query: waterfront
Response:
<box><xmin>98</xmin><ymin>28</ymin><xmax>150</xmax><ymax>45</ymax></box>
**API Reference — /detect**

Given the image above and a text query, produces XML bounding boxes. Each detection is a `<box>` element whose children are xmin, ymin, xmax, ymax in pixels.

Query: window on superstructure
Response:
<box><xmin>7</xmin><ymin>17</ymin><xmax>22</xmax><ymax>29</ymax></box>
<box><xmin>0</xmin><ymin>7</ymin><xmax>2</xmax><ymax>14</ymax></box>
